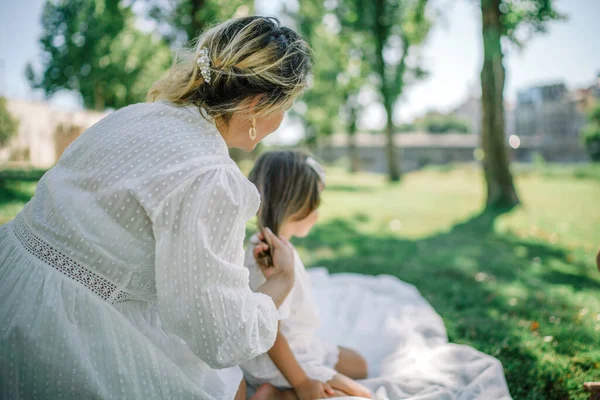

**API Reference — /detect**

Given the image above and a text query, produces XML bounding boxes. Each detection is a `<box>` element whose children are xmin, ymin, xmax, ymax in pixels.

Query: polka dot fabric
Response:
<box><xmin>0</xmin><ymin>101</ymin><xmax>278</xmax><ymax>399</ymax></box>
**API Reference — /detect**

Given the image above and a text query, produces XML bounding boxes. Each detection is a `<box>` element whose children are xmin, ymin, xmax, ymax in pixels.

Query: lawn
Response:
<box><xmin>1</xmin><ymin>164</ymin><xmax>599</xmax><ymax>399</ymax></box>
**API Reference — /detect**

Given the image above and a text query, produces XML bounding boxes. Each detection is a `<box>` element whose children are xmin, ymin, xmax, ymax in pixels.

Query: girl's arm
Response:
<box><xmin>268</xmin><ymin>329</ymin><xmax>335</xmax><ymax>399</ymax></box>
<box><xmin>268</xmin><ymin>329</ymin><xmax>308</xmax><ymax>387</ymax></box>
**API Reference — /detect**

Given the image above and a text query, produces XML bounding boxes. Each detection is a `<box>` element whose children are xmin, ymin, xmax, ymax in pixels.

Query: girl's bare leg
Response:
<box><xmin>335</xmin><ymin>347</ymin><xmax>368</xmax><ymax>380</ymax></box>
<box><xmin>235</xmin><ymin>380</ymin><xmax>247</xmax><ymax>400</ymax></box>
<box><xmin>327</xmin><ymin>373</ymin><xmax>372</xmax><ymax>399</ymax></box>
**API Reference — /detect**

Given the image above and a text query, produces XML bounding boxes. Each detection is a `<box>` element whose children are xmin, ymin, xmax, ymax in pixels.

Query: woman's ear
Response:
<box><xmin>247</xmin><ymin>95</ymin><xmax>264</xmax><ymax>116</ymax></box>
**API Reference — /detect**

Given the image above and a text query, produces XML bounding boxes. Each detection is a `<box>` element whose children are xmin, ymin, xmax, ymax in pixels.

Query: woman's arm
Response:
<box><xmin>152</xmin><ymin>168</ymin><xmax>293</xmax><ymax>369</ymax></box>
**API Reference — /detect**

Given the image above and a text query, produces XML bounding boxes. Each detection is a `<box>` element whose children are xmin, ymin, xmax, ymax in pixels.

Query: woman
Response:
<box><xmin>0</xmin><ymin>16</ymin><xmax>311</xmax><ymax>399</ymax></box>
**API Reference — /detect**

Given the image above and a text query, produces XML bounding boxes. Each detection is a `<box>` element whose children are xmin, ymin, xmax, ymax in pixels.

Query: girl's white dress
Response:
<box><xmin>241</xmin><ymin>237</ymin><xmax>340</xmax><ymax>388</ymax></box>
<box><xmin>0</xmin><ymin>101</ymin><xmax>279</xmax><ymax>399</ymax></box>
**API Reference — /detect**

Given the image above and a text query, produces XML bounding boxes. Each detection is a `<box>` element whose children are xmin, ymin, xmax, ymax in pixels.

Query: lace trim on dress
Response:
<box><xmin>12</xmin><ymin>215</ymin><xmax>137</xmax><ymax>304</ymax></box>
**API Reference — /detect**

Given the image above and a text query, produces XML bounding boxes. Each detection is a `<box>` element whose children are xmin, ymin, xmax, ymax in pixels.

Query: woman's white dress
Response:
<box><xmin>0</xmin><ymin>101</ymin><xmax>279</xmax><ymax>399</ymax></box>
<box><xmin>241</xmin><ymin>237</ymin><xmax>339</xmax><ymax>388</ymax></box>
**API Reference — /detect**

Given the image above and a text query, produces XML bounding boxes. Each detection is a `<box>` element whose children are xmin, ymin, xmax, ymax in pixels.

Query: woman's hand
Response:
<box><xmin>253</xmin><ymin>228</ymin><xmax>294</xmax><ymax>308</ymax></box>
<box><xmin>294</xmin><ymin>378</ymin><xmax>334</xmax><ymax>400</ymax></box>
<box><xmin>253</xmin><ymin>228</ymin><xmax>294</xmax><ymax>280</ymax></box>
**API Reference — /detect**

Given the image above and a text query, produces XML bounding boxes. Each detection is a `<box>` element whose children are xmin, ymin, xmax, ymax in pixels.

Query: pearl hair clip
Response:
<box><xmin>306</xmin><ymin>157</ymin><xmax>326</xmax><ymax>185</ymax></box>
<box><xmin>197</xmin><ymin>47</ymin><xmax>212</xmax><ymax>84</ymax></box>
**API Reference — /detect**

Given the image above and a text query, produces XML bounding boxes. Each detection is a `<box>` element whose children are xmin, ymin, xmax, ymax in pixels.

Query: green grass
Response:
<box><xmin>0</xmin><ymin>180</ymin><xmax>37</xmax><ymax>225</ymax></box>
<box><xmin>1</xmin><ymin>164</ymin><xmax>599</xmax><ymax>399</ymax></box>
<box><xmin>294</xmin><ymin>165</ymin><xmax>600</xmax><ymax>400</ymax></box>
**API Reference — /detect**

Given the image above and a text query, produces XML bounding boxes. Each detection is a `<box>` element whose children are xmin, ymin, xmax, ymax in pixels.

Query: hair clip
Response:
<box><xmin>196</xmin><ymin>47</ymin><xmax>212</xmax><ymax>84</ymax></box>
<box><xmin>306</xmin><ymin>157</ymin><xmax>326</xmax><ymax>185</ymax></box>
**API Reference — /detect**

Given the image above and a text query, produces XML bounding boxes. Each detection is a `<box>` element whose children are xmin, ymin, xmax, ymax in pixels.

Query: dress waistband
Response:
<box><xmin>11</xmin><ymin>215</ymin><xmax>136</xmax><ymax>304</ymax></box>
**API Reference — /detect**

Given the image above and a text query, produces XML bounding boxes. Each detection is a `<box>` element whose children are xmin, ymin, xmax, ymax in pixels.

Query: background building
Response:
<box><xmin>450</xmin><ymin>96</ymin><xmax>515</xmax><ymax>137</ymax></box>
<box><xmin>0</xmin><ymin>98</ymin><xmax>106</xmax><ymax>168</ymax></box>
<box><xmin>514</xmin><ymin>81</ymin><xmax>595</xmax><ymax>161</ymax></box>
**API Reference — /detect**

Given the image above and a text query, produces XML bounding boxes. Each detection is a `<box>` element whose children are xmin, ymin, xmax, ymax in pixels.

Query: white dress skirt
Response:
<box><xmin>0</xmin><ymin>101</ymin><xmax>279</xmax><ymax>399</ymax></box>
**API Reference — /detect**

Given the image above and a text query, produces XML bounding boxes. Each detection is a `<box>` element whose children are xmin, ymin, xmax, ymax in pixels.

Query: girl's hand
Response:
<box><xmin>328</xmin><ymin>373</ymin><xmax>372</xmax><ymax>398</ymax></box>
<box><xmin>294</xmin><ymin>378</ymin><xmax>334</xmax><ymax>400</ymax></box>
<box><xmin>253</xmin><ymin>228</ymin><xmax>294</xmax><ymax>280</ymax></box>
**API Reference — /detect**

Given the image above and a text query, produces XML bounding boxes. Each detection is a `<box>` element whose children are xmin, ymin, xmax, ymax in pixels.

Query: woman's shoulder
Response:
<box><xmin>121</xmin><ymin>101</ymin><xmax>239</xmax><ymax>183</ymax></box>
<box><xmin>140</xmin><ymin>162</ymin><xmax>259</xmax><ymax>221</ymax></box>
<box><xmin>114</xmin><ymin>103</ymin><xmax>257</xmax><ymax>216</ymax></box>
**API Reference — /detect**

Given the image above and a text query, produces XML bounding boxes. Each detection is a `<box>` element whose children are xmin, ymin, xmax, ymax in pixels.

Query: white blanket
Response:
<box><xmin>309</xmin><ymin>268</ymin><xmax>512</xmax><ymax>400</ymax></box>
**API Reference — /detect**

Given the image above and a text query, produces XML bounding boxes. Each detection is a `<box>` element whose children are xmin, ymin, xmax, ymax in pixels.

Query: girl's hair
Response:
<box><xmin>248</xmin><ymin>151</ymin><xmax>324</xmax><ymax>237</ymax></box>
<box><xmin>148</xmin><ymin>16</ymin><xmax>311</xmax><ymax>123</ymax></box>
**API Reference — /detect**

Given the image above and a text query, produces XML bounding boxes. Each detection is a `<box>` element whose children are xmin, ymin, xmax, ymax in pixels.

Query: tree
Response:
<box><xmin>338</xmin><ymin>36</ymin><xmax>372</xmax><ymax>173</ymax></box>
<box><xmin>27</xmin><ymin>0</ymin><xmax>171</xmax><ymax>110</ymax></box>
<box><xmin>146</xmin><ymin>0</ymin><xmax>251</xmax><ymax>45</ymax></box>
<box><xmin>290</xmin><ymin>1</ymin><xmax>349</xmax><ymax>150</ymax></box>
<box><xmin>344</xmin><ymin>92</ymin><xmax>361</xmax><ymax>172</ymax></box>
<box><xmin>0</xmin><ymin>97</ymin><xmax>19</xmax><ymax>147</ymax></box>
<box><xmin>337</xmin><ymin>0</ymin><xmax>431</xmax><ymax>181</ymax></box>
<box><xmin>582</xmin><ymin>103</ymin><xmax>600</xmax><ymax>162</ymax></box>
<box><xmin>479</xmin><ymin>0</ymin><xmax>563</xmax><ymax>207</ymax></box>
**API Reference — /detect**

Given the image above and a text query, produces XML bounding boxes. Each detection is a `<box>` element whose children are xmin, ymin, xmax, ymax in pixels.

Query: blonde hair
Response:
<box><xmin>249</xmin><ymin>150</ymin><xmax>324</xmax><ymax>237</ymax></box>
<box><xmin>148</xmin><ymin>16</ymin><xmax>311</xmax><ymax>122</ymax></box>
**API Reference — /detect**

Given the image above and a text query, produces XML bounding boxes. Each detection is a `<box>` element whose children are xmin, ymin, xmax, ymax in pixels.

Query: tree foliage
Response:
<box><xmin>0</xmin><ymin>97</ymin><xmax>19</xmax><ymax>147</ymax></box>
<box><xmin>417</xmin><ymin>112</ymin><xmax>470</xmax><ymax>134</ymax></box>
<box><xmin>146</xmin><ymin>0</ymin><xmax>252</xmax><ymax>45</ymax></box>
<box><xmin>291</xmin><ymin>1</ymin><xmax>350</xmax><ymax>147</ymax></box>
<box><xmin>497</xmin><ymin>0</ymin><xmax>565</xmax><ymax>45</ymax></box>
<box><xmin>27</xmin><ymin>0</ymin><xmax>171</xmax><ymax>110</ymax></box>
<box><xmin>582</xmin><ymin>103</ymin><xmax>600</xmax><ymax>162</ymax></box>
<box><xmin>336</xmin><ymin>0</ymin><xmax>432</xmax><ymax>181</ymax></box>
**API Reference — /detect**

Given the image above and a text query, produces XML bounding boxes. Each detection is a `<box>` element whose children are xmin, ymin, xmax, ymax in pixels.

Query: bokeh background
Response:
<box><xmin>0</xmin><ymin>1</ymin><xmax>599</xmax><ymax>398</ymax></box>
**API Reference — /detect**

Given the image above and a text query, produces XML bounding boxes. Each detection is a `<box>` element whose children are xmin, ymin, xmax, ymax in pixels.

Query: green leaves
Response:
<box><xmin>493</xmin><ymin>0</ymin><xmax>566</xmax><ymax>47</ymax></box>
<box><xmin>0</xmin><ymin>97</ymin><xmax>19</xmax><ymax>147</ymax></box>
<box><xmin>293</xmin><ymin>0</ymin><xmax>433</xmax><ymax>159</ymax></box>
<box><xmin>337</xmin><ymin>0</ymin><xmax>433</xmax><ymax>180</ymax></box>
<box><xmin>145</xmin><ymin>0</ymin><xmax>252</xmax><ymax>45</ymax></box>
<box><xmin>29</xmin><ymin>0</ymin><xmax>172</xmax><ymax>110</ymax></box>
<box><xmin>291</xmin><ymin>0</ymin><xmax>365</xmax><ymax>143</ymax></box>
<box><xmin>417</xmin><ymin>112</ymin><xmax>471</xmax><ymax>134</ymax></box>
<box><xmin>581</xmin><ymin>103</ymin><xmax>600</xmax><ymax>162</ymax></box>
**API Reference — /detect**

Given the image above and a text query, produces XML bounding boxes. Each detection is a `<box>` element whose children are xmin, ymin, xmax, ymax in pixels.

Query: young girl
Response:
<box><xmin>242</xmin><ymin>151</ymin><xmax>372</xmax><ymax>400</ymax></box>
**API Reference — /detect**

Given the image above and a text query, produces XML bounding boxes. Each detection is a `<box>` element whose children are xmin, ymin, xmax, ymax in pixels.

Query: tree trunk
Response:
<box><xmin>384</xmin><ymin>99</ymin><xmax>400</xmax><ymax>181</ymax></box>
<box><xmin>374</xmin><ymin>0</ymin><xmax>401</xmax><ymax>182</ymax></box>
<box><xmin>480</xmin><ymin>0</ymin><xmax>519</xmax><ymax>208</ymax></box>
<box><xmin>348</xmin><ymin>101</ymin><xmax>360</xmax><ymax>174</ymax></box>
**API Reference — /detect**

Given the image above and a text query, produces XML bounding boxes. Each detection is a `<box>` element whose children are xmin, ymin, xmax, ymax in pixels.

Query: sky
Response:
<box><xmin>1</xmin><ymin>0</ymin><xmax>599</xmax><ymax>142</ymax></box>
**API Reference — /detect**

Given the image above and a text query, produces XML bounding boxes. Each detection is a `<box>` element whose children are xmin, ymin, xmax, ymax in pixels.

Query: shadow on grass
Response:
<box><xmin>294</xmin><ymin>209</ymin><xmax>600</xmax><ymax>400</ymax></box>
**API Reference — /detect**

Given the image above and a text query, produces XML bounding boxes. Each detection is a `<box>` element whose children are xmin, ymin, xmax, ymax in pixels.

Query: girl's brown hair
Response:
<box><xmin>248</xmin><ymin>150</ymin><xmax>324</xmax><ymax>237</ymax></box>
<box><xmin>148</xmin><ymin>16</ymin><xmax>311</xmax><ymax>123</ymax></box>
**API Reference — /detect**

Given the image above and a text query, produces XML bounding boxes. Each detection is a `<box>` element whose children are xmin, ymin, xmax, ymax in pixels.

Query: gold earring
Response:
<box><xmin>249</xmin><ymin>117</ymin><xmax>257</xmax><ymax>140</ymax></box>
